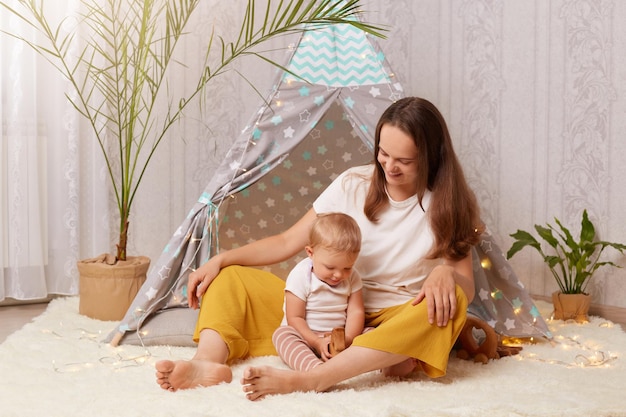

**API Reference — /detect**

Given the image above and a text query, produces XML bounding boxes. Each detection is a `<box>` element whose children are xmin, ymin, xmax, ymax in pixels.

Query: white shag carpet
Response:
<box><xmin>1</xmin><ymin>297</ymin><xmax>625</xmax><ymax>417</ymax></box>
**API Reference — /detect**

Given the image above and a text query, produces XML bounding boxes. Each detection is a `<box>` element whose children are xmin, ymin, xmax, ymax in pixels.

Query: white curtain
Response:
<box><xmin>0</xmin><ymin>1</ymin><xmax>110</xmax><ymax>302</ymax></box>
<box><xmin>0</xmin><ymin>0</ymin><xmax>267</xmax><ymax>303</ymax></box>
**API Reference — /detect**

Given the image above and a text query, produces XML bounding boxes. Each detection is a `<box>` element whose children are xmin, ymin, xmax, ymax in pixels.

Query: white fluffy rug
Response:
<box><xmin>1</xmin><ymin>297</ymin><xmax>625</xmax><ymax>417</ymax></box>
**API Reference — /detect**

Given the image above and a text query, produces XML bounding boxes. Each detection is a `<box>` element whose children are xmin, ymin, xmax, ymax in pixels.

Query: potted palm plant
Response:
<box><xmin>0</xmin><ymin>0</ymin><xmax>384</xmax><ymax>320</ymax></box>
<box><xmin>506</xmin><ymin>209</ymin><xmax>626</xmax><ymax>322</ymax></box>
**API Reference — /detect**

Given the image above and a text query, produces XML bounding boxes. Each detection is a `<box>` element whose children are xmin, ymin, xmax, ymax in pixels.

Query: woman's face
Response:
<box><xmin>377</xmin><ymin>124</ymin><xmax>420</xmax><ymax>200</ymax></box>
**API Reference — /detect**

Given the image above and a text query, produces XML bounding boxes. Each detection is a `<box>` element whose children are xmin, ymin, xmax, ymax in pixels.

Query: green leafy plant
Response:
<box><xmin>507</xmin><ymin>209</ymin><xmax>626</xmax><ymax>294</ymax></box>
<box><xmin>0</xmin><ymin>0</ymin><xmax>385</xmax><ymax>261</ymax></box>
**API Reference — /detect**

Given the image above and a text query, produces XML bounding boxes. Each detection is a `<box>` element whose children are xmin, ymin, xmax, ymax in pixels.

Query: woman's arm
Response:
<box><xmin>411</xmin><ymin>253</ymin><xmax>474</xmax><ymax>327</ymax></box>
<box><xmin>187</xmin><ymin>208</ymin><xmax>318</xmax><ymax>309</ymax></box>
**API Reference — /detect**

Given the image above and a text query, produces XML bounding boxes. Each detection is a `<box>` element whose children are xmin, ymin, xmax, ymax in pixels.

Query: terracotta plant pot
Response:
<box><xmin>551</xmin><ymin>291</ymin><xmax>591</xmax><ymax>323</ymax></box>
<box><xmin>78</xmin><ymin>254</ymin><xmax>150</xmax><ymax>321</ymax></box>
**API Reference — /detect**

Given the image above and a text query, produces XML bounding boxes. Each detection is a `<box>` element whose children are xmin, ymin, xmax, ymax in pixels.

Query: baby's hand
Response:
<box><xmin>315</xmin><ymin>335</ymin><xmax>333</xmax><ymax>361</ymax></box>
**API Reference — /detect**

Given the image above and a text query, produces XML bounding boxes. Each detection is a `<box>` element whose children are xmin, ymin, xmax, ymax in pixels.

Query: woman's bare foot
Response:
<box><xmin>382</xmin><ymin>358</ymin><xmax>418</xmax><ymax>377</ymax></box>
<box><xmin>241</xmin><ymin>366</ymin><xmax>314</xmax><ymax>401</ymax></box>
<box><xmin>155</xmin><ymin>359</ymin><xmax>232</xmax><ymax>391</ymax></box>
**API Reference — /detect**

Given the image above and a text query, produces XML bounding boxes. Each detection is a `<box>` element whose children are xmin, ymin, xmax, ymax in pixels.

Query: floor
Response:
<box><xmin>0</xmin><ymin>302</ymin><xmax>49</xmax><ymax>344</ymax></box>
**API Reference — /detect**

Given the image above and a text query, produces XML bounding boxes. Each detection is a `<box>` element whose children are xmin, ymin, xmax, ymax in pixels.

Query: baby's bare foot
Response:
<box><xmin>155</xmin><ymin>359</ymin><xmax>232</xmax><ymax>391</ymax></box>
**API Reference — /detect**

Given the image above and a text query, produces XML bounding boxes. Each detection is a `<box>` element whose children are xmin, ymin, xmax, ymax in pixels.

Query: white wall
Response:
<box><xmin>127</xmin><ymin>0</ymin><xmax>626</xmax><ymax>308</ymax></box>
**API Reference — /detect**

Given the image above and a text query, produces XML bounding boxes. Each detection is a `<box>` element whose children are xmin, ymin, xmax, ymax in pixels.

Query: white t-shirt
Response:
<box><xmin>313</xmin><ymin>165</ymin><xmax>441</xmax><ymax>312</ymax></box>
<box><xmin>281</xmin><ymin>257</ymin><xmax>363</xmax><ymax>332</ymax></box>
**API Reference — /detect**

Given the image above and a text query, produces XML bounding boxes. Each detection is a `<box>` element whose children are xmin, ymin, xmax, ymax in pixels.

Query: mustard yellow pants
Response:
<box><xmin>194</xmin><ymin>265</ymin><xmax>285</xmax><ymax>363</ymax></box>
<box><xmin>194</xmin><ymin>265</ymin><xmax>467</xmax><ymax>377</ymax></box>
<box><xmin>352</xmin><ymin>286</ymin><xmax>468</xmax><ymax>377</ymax></box>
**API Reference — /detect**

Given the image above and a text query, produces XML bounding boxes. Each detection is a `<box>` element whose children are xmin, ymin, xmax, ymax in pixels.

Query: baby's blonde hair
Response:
<box><xmin>309</xmin><ymin>213</ymin><xmax>361</xmax><ymax>255</ymax></box>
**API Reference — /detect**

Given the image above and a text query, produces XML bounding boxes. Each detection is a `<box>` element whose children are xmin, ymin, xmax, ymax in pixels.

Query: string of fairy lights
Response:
<box><xmin>45</xmin><ymin>283</ymin><xmax>621</xmax><ymax>374</ymax></box>
<box><xmin>45</xmin><ymin>315</ymin><xmax>620</xmax><ymax>373</ymax></box>
<box><xmin>47</xmin><ymin>325</ymin><xmax>159</xmax><ymax>373</ymax></box>
<box><xmin>512</xmin><ymin>322</ymin><xmax>619</xmax><ymax>369</ymax></box>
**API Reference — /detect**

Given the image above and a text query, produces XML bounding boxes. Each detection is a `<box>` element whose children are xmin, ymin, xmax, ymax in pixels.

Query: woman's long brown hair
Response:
<box><xmin>364</xmin><ymin>97</ymin><xmax>484</xmax><ymax>260</ymax></box>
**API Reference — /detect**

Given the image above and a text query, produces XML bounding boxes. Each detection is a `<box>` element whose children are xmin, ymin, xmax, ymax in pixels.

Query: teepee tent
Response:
<box><xmin>108</xmin><ymin>18</ymin><xmax>550</xmax><ymax>346</ymax></box>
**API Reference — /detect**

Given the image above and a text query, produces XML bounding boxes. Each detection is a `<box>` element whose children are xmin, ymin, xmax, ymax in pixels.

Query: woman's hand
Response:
<box><xmin>412</xmin><ymin>264</ymin><xmax>458</xmax><ymax>327</ymax></box>
<box><xmin>187</xmin><ymin>257</ymin><xmax>222</xmax><ymax>309</ymax></box>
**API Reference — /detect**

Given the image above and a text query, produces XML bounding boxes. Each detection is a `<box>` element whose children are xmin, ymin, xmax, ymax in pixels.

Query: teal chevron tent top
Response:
<box><xmin>286</xmin><ymin>21</ymin><xmax>389</xmax><ymax>86</ymax></box>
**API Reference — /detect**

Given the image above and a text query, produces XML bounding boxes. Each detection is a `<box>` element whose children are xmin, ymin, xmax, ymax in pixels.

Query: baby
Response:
<box><xmin>272</xmin><ymin>212</ymin><xmax>364</xmax><ymax>371</ymax></box>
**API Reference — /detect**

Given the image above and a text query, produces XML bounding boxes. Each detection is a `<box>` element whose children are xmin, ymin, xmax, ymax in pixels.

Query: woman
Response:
<box><xmin>155</xmin><ymin>97</ymin><xmax>484</xmax><ymax>399</ymax></box>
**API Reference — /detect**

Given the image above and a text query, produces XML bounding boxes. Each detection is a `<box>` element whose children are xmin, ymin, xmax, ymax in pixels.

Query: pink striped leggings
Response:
<box><xmin>272</xmin><ymin>326</ymin><xmax>324</xmax><ymax>371</ymax></box>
